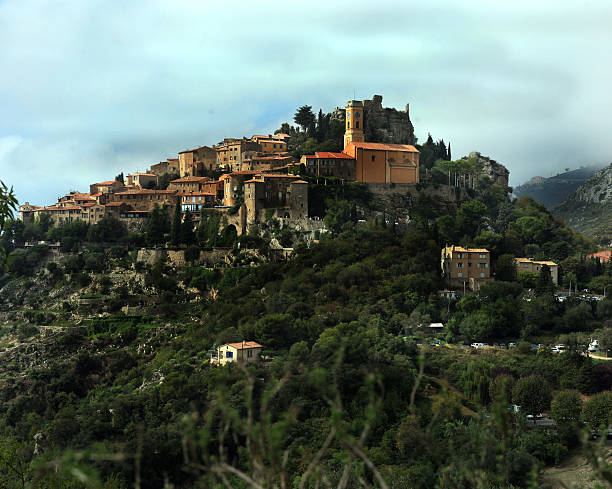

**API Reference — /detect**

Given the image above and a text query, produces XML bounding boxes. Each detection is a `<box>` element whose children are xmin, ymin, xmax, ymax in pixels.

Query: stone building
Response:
<box><xmin>168</xmin><ymin>176</ymin><xmax>210</xmax><ymax>193</ymax></box>
<box><xmin>244</xmin><ymin>174</ymin><xmax>308</xmax><ymax>223</ymax></box>
<box><xmin>300</xmin><ymin>152</ymin><xmax>356</xmax><ymax>179</ymax></box>
<box><xmin>242</xmin><ymin>154</ymin><xmax>296</xmax><ymax>172</ymax></box>
<box><xmin>126</xmin><ymin>173</ymin><xmax>158</xmax><ymax>189</ymax></box>
<box><xmin>251</xmin><ymin>135</ymin><xmax>288</xmax><ymax>153</ymax></box>
<box><xmin>89</xmin><ymin>180</ymin><xmax>125</xmax><ymax>195</ymax></box>
<box><xmin>150</xmin><ymin>159</ymin><xmax>180</xmax><ymax>177</ymax></box>
<box><xmin>107</xmin><ymin>189</ymin><xmax>178</xmax><ymax>212</ymax></box>
<box><xmin>215</xmin><ymin>138</ymin><xmax>260</xmax><ymax>172</ymax></box>
<box><xmin>220</xmin><ymin>171</ymin><xmax>258</xmax><ymax>206</ymax></box>
<box><xmin>515</xmin><ymin>258</ymin><xmax>559</xmax><ymax>285</ymax></box>
<box><xmin>441</xmin><ymin>245</ymin><xmax>491</xmax><ymax>291</ymax></box>
<box><xmin>178</xmin><ymin>145</ymin><xmax>217</xmax><ymax>177</ymax></box>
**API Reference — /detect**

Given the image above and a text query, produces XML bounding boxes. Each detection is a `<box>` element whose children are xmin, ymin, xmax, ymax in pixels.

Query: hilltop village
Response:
<box><xmin>19</xmin><ymin>97</ymin><xmax>421</xmax><ymax>237</ymax></box>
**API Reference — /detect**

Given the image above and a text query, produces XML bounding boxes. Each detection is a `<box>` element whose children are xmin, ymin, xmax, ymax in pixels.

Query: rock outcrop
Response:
<box><xmin>468</xmin><ymin>152</ymin><xmax>510</xmax><ymax>187</ymax></box>
<box><xmin>563</xmin><ymin>164</ymin><xmax>612</xmax><ymax>204</ymax></box>
<box><xmin>331</xmin><ymin>94</ymin><xmax>416</xmax><ymax>145</ymax></box>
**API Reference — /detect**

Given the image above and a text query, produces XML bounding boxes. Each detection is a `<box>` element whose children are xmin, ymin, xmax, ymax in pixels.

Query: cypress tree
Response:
<box><xmin>181</xmin><ymin>210</ymin><xmax>195</xmax><ymax>246</ymax></box>
<box><xmin>447</xmin><ymin>142</ymin><xmax>452</xmax><ymax>161</ymax></box>
<box><xmin>170</xmin><ymin>198</ymin><xmax>181</xmax><ymax>247</ymax></box>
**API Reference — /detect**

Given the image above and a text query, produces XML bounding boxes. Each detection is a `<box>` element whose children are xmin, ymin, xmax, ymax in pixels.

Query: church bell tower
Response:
<box><xmin>344</xmin><ymin>100</ymin><xmax>365</xmax><ymax>150</ymax></box>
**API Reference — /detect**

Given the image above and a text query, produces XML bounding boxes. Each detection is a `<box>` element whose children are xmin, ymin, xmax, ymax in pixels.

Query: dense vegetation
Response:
<box><xmin>0</xmin><ymin>175</ymin><xmax>611</xmax><ymax>488</ymax></box>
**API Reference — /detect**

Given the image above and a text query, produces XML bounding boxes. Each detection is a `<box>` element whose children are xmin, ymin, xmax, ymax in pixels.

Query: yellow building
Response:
<box><xmin>515</xmin><ymin>258</ymin><xmax>559</xmax><ymax>285</ymax></box>
<box><xmin>441</xmin><ymin>246</ymin><xmax>491</xmax><ymax>291</ymax></box>
<box><xmin>343</xmin><ymin>100</ymin><xmax>419</xmax><ymax>184</ymax></box>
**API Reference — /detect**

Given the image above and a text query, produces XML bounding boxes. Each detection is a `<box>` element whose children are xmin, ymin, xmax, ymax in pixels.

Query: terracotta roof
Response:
<box><xmin>134</xmin><ymin>173</ymin><xmax>156</xmax><ymax>177</ymax></box>
<box><xmin>258</xmin><ymin>174</ymin><xmax>300</xmax><ymax>179</ymax></box>
<box><xmin>82</xmin><ymin>203</ymin><xmax>96</xmax><ymax>208</ymax></box>
<box><xmin>291</xmin><ymin>180</ymin><xmax>308</xmax><ymax>184</ymax></box>
<box><xmin>179</xmin><ymin>192</ymin><xmax>216</xmax><ymax>196</ymax></box>
<box><xmin>314</xmin><ymin>152</ymin><xmax>354</xmax><ymax>159</ymax></box>
<box><xmin>226</xmin><ymin>341</ymin><xmax>263</xmax><ymax>350</ymax></box>
<box><xmin>95</xmin><ymin>180</ymin><xmax>121</xmax><ymax>186</ymax></box>
<box><xmin>170</xmin><ymin>176</ymin><xmax>210</xmax><ymax>183</ymax></box>
<box><xmin>43</xmin><ymin>206</ymin><xmax>82</xmax><ymax>211</ymax></box>
<box><xmin>115</xmin><ymin>189</ymin><xmax>176</xmax><ymax>195</ymax></box>
<box><xmin>445</xmin><ymin>246</ymin><xmax>489</xmax><ymax>253</ymax></box>
<box><xmin>348</xmin><ymin>142</ymin><xmax>419</xmax><ymax>152</ymax></box>
<box><xmin>91</xmin><ymin>193</ymin><xmax>102</xmax><ymax>197</ymax></box>
<box><xmin>219</xmin><ymin>171</ymin><xmax>258</xmax><ymax>180</ymax></box>
<box><xmin>515</xmin><ymin>257</ymin><xmax>558</xmax><ymax>266</ymax></box>
<box><xmin>105</xmin><ymin>202</ymin><xmax>128</xmax><ymax>207</ymax></box>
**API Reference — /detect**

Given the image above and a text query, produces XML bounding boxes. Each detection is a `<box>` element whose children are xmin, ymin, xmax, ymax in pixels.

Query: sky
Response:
<box><xmin>1</xmin><ymin>0</ymin><xmax>612</xmax><ymax>206</ymax></box>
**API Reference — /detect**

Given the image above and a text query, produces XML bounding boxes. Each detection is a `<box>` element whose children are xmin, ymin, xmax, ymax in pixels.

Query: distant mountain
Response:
<box><xmin>513</xmin><ymin>165</ymin><xmax>604</xmax><ymax>209</ymax></box>
<box><xmin>554</xmin><ymin>164</ymin><xmax>612</xmax><ymax>242</ymax></box>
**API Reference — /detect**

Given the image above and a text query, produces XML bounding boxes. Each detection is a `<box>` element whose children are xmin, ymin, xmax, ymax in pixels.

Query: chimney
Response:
<box><xmin>242</xmin><ymin>340</ymin><xmax>246</xmax><ymax>348</ymax></box>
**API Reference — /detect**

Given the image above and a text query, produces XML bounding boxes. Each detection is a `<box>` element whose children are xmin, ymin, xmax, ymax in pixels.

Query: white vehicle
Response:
<box><xmin>588</xmin><ymin>340</ymin><xmax>600</xmax><ymax>352</ymax></box>
<box><xmin>555</xmin><ymin>344</ymin><xmax>566</xmax><ymax>351</ymax></box>
<box><xmin>471</xmin><ymin>342</ymin><xmax>487</xmax><ymax>349</ymax></box>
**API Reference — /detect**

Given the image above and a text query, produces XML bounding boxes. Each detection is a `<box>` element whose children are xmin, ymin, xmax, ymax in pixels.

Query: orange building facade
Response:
<box><xmin>342</xmin><ymin>100</ymin><xmax>419</xmax><ymax>184</ymax></box>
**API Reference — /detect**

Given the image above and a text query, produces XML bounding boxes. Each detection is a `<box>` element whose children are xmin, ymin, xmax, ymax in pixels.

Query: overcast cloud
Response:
<box><xmin>1</xmin><ymin>0</ymin><xmax>612</xmax><ymax>205</ymax></box>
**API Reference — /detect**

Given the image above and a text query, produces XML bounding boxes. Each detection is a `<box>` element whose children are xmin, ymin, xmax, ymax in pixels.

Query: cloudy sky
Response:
<box><xmin>1</xmin><ymin>0</ymin><xmax>612</xmax><ymax>205</ymax></box>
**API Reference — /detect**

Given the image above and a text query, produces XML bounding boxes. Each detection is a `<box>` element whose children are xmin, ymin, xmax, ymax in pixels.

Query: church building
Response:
<box><xmin>343</xmin><ymin>100</ymin><xmax>419</xmax><ymax>184</ymax></box>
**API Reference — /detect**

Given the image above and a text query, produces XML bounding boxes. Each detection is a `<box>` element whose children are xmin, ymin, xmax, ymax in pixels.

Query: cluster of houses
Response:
<box><xmin>18</xmin><ymin>99</ymin><xmax>421</xmax><ymax>235</ymax></box>
<box><xmin>441</xmin><ymin>245</ymin><xmax>560</xmax><ymax>292</ymax></box>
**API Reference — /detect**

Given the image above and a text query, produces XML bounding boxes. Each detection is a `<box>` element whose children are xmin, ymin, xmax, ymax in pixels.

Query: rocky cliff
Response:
<box><xmin>554</xmin><ymin>164</ymin><xmax>612</xmax><ymax>242</ymax></box>
<box><xmin>331</xmin><ymin>94</ymin><xmax>416</xmax><ymax>145</ymax></box>
<box><xmin>468</xmin><ymin>152</ymin><xmax>510</xmax><ymax>187</ymax></box>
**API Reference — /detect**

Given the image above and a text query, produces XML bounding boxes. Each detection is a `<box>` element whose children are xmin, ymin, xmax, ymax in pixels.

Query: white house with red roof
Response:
<box><xmin>215</xmin><ymin>341</ymin><xmax>263</xmax><ymax>366</ymax></box>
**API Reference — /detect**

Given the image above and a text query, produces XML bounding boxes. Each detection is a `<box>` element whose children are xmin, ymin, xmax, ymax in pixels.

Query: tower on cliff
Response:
<box><xmin>344</xmin><ymin>100</ymin><xmax>365</xmax><ymax>150</ymax></box>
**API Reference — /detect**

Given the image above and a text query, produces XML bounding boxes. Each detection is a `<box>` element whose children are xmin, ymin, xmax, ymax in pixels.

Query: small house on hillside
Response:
<box><xmin>214</xmin><ymin>341</ymin><xmax>263</xmax><ymax>366</ymax></box>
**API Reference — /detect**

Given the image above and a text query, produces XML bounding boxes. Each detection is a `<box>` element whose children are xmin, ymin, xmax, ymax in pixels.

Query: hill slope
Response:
<box><xmin>513</xmin><ymin>165</ymin><xmax>604</xmax><ymax>209</ymax></box>
<box><xmin>554</xmin><ymin>164</ymin><xmax>612</xmax><ymax>242</ymax></box>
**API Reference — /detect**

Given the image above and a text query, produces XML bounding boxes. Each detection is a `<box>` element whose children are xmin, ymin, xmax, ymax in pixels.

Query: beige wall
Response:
<box><xmin>216</xmin><ymin>345</ymin><xmax>262</xmax><ymax>366</ymax></box>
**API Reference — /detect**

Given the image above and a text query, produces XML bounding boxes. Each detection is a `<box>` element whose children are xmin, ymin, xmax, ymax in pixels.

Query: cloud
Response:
<box><xmin>1</xmin><ymin>0</ymin><xmax>612</xmax><ymax>205</ymax></box>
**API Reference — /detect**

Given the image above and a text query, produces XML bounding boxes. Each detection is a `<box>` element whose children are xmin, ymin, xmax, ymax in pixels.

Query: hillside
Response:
<box><xmin>555</xmin><ymin>164</ymin><xmax>612</xmax><ymax>242</ymax></box>
<box><xmin>513</xmin><ymin>165</ymin><xmax>604</xmax><ymax>209</ymax></box>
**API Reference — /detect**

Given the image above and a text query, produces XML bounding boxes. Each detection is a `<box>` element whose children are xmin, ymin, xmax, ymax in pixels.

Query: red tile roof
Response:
<box><xmin>170</xmin><ymin>176</ymin><xmax>210</xmax><ymax>183</ymax></box>
<box><xmin>314</xmin><ymin>152</ymin><xmax>354</xmax><ymax>159</ymax></box>
<box><xmin>226</xmin><ymin>341</ymin><xmax>263</xmax><ymax>350</ymax></box>
<box><xmin>95</xmin><ymin>180</ymin><xmax>121</xmax><ymax>186</ymax></box>
<box><xmin>348</xmin><ymin>142</ymin><xmax>419</xmax><ymax>152</ymax></box>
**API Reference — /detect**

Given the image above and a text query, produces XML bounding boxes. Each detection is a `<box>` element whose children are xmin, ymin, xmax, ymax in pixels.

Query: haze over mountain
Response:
<box><xmin>554</xmin><ymin>163</ymin><xmax>612</xmax><ymax>242</ymax></box>
<box><xmin>513</xmin><ymin>165</ymin><xmax>606</xmax><ymax>209</ymax></box>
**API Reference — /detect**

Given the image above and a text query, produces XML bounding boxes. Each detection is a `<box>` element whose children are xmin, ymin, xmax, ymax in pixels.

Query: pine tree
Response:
<box><xmin>170</xmin><ymin>198</ymin><xmax>181</xmax><ymax>247</ymax></box>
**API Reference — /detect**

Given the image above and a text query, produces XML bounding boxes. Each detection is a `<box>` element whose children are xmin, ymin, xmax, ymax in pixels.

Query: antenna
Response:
<box><xmin>353</xmin><ymin>88</ymin><xmax>355</xmax><ymax>100</ymax></box>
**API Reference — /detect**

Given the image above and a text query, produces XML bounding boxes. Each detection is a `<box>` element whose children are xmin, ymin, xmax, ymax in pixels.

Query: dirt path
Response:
<box><xmin>542</xmin><ymin>447</ymin><xmax>612</xmax><ymax>489</ymax></box>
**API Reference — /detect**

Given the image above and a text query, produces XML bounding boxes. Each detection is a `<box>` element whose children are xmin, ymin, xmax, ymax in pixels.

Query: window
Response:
<box><xmin>371</xmin><ymin>155</ymin><xmax>375</xmax><ymax>162</ymax></box>
<box><xmin>348</xmin><ymin>122</ymin><xmax>350</xmax><ymax>129</ymax></box>
<box><xmin>355</xmin><ymin>111</ymin><xmax>360</xmax><ymax>118</ymax></box>
<box><xmin>226</xmin><ymin>351</ymin><xmax>233</xmax><ymax>359</ymax></box>
<box><xmin>458</xmin><ymin>273</ymin><xmax>463</xmax><ymax>278</ymax></box>
<box><xmin>480</xmin><ymin>272</ymin><xmax>485</xmax><ymax>278</ymax></box>
<box><xmin>346</xmin><ymin>111</ymin><xmax>350</xmax><ymax>119</ymax></box>
<box><xmin>479</xmin><ymin>254</ymin><xmax>486</xmax><ymax>259</ymax></box>
<box><xmin>457</xmin><ymin>253</ymin><xmax>464</xmax><ymax>259</ymax></box>
<box><xmin>356</xmin><ymin>121</ymin><xmax>359</xmax><ymax>129</ymax></box>
<box><xmin>247</xmin><ymin>350</ymin><xmax>253</xmax><ymax>358</ymax></box>
<box><xmin>456</xmin><ymin>262</ymin><xmax>464</xmax><ymax>268</ymax></box>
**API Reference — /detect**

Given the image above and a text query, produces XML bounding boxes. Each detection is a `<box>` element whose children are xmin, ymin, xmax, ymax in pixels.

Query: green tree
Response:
<box><xmin>146</xmin><ymin>204</ymin><xmax>170</xmax><ymax>245</ymax></box>
<box><xmin>535</xmin><ymin>264</ymin><xmax>554</xmax><ymax>296</ymax></box>
<box><xmin>550</xmin><ymin>390</ymin><xmax>582</xmax><ymax>425</ymax></box>
<box><xmin>512</xmin><ymin>375</ymin><xmax>552</xmax><ymax>419</ymax></box>
<box><xmin>0</xmin><ymin>180</ymin><xmax>18</xmax><ymax>270</ymax></box>
<box><xmin>494</xmin><ymin>254</ymin><xmax>517</xmax><ymax>282</ymax></box>
<box><xmin>181</xmin><ymin>210</ymin><xmax>195</xmax><ymax>246</ymax></box>
<box><xmin>171</xmin><ymin>198</ymin><xmax>182</xmax><ymax>246</ymax></box>
<box><xmin>463</xmin><ymin>360</ymin><xmax>491</xmax><ymax>405</ymax></box>
<box><xmin>294</xmin><ymin>105</ymin><xmax>315</xmax><ymax>133</ymax></box>
<box><xmin>581</xmin><ymin>391</ymin><xmax>612</xmax><ymax>430</ymax></box>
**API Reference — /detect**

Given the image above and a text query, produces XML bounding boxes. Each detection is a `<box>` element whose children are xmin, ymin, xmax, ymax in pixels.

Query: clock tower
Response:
<box><xmin>344</xmin><ymin>100</ymin><xmax>365</xmax><ymax>149</ymax></box>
